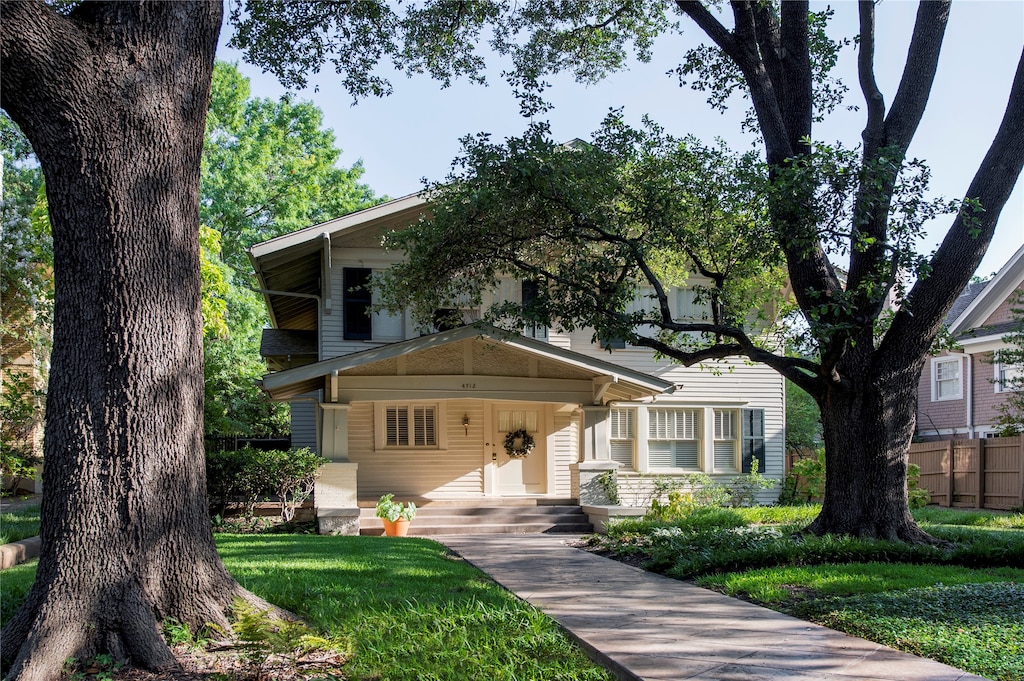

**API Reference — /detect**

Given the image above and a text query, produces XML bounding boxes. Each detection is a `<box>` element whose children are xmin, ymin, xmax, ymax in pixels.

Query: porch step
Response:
<box><xmin>358</xmin><ymin>503</ymin><xmax>593</xmax><ymax>536</ymax></box>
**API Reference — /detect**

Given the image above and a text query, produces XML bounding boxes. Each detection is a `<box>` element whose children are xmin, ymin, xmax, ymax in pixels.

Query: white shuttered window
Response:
<box><xmin>609</xmin><ymin>408</ymin><xmax>635</xmax><ymax>469</ymax></box>
<box><xmin>385</xmin><ymin>405</ymin><xmax>437</xmax><ymax>447</ymax></box>
<box><xmin>648</xmin><ymin>408</ymin><xmax>701</xmax><ymax>469</ymax></box>
<box><xmin>713</xmin><ymin>409</ymin><xmax>738</xmax><ymax>471</ymax></box>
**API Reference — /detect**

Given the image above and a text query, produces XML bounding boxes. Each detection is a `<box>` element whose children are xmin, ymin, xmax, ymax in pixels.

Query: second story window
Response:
<box><xmin>521</xmin><ymin>280</ymin><xmax>548</xmax><ymax>339</ymax></box>
<box><xmin>931</xmin><ymin>356</ymin><xmax>962</xmax><ymax>401</ymax></box>
<box><xmin>343</xmin><ymin>267</ymin><xmax>372</xmax><ymax>340</ymax></box>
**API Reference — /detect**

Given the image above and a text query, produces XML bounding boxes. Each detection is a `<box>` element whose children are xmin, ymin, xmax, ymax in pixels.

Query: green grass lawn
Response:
<box><xmin>2</xmin><ymin>535</ymin><xmax>615</xmax><ymax>681</ymax></box>
<box><xmin>591</xmin><ymin>505</ymin><xmax>1024</xmax><ymax>681</ymax></box>
<box><xmin>0</xmin><ymin>503</ymin><xmax>40</xmax><ymax>545</ymax></box>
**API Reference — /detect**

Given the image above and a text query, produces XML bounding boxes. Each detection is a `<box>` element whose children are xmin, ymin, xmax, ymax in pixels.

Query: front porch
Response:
<box><xmin>257</xmin><ymin>325</ymin><xmax>674</xmax><ymax>535</ymax></box>
<box><xmin>355</xmin><ymin>497</ymin><xmax>592</xmax><ymax>536</ymax></box>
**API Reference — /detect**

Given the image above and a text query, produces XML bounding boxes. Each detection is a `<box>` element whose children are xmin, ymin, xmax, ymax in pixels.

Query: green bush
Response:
<box><xmin>779</xmin><ymin>449</ymin><xmax>825</xmax><ymax>504</ymax></box>
<box><xmin>206</xmin><ymin>447</ymin><xmax>326</xmax><ymax>521</ymax></box>
<box><xmin>779</xmin><ymin>454</ymin><xmax>931</xmax><ymax>508</ymax></box>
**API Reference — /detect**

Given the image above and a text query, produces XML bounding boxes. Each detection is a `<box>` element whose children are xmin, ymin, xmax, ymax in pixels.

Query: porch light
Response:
<box><xmin>462</xmin><ymin>414</ymin><xmax>470</xmax><ymax>434</ymax></box>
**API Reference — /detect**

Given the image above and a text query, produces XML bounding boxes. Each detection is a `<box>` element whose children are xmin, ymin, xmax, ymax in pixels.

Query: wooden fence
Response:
<box><xmin>909</xmin><ymin>436</ymin><xmax>1024</xmax><ymax>511</ymax></box>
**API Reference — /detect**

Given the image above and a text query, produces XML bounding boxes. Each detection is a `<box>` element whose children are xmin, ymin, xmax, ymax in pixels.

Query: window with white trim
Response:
<box><xmin>648</xmin><ymin>408</ymin><xmax>701</xmax><ymax>469</ymax></box>
<box><xmin>931</xmin><ymin>357</ymin><xmax>962</xmax><ymax>401</ymax></box>
<box><xmin>676</xmin><ymin>288</ymin><xmax>711</xmax><ymax>322</ymax></box>
<box><xmin>609</xmin><ymin>408</ymin><xmax>635</xmax><ymax>470</ymax></box>
<box><xmin>713</xmin><ymin>409</ymin><xmax>738</xmax><ymax>472</ymax></box>
<box><xmin>384</xmin><ymin>404</ymin><xmax>437</xmax><ymax>448</ymax></box>
<box><xmin>995</xmin><ymin>361</ymin><xmax>1022</xmax><ymax>393</ymax></box>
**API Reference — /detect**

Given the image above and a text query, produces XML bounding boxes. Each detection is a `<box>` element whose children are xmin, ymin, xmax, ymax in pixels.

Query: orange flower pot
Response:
<box><xmin>382</xmin><ymin>518</ymin><xmax>411</xmax><ymax>537</ymax></box>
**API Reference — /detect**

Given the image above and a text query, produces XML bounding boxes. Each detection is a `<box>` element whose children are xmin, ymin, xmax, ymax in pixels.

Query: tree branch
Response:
<box><xmin>883</xmin><ymin>45</ymin><xmax>1024</xmax><ymax>363</ymax></box>
<box><xmin>857</xmin><ymin>1</ymin><xmax>885</xmax><ymax>153</ymax></box>
<box><xmin>632</xmin><ymin>333</ymin><xmax>822</xmax><ymax>396</ymax></box>
<box><xmin>884</xmin><ymin>1</ymin><xmax>951</xmax><ymax>153</ymax></box>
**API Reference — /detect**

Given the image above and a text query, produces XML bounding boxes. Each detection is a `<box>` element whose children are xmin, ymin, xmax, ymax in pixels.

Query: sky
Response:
<box><xmin>217</xmin><ymin>1</ymin><xmax>1024</xmax><ymax>278</ymax></box>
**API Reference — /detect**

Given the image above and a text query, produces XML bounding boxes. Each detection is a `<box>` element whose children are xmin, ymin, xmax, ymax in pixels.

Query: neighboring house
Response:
<box><xmin>916</xmin><ymin>243</ymin><xmax>1024</xmax><ymax>440</ymax></box>
<box><xmin>249</xmin><ymin>193</ymin><xmax>785</xmax><ymax>533</ymax></box>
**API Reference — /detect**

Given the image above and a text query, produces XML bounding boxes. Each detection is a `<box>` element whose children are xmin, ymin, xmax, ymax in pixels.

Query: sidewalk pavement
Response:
<box><xmin>438</xmin><ymin>534</ymin><xmax>987</xmax><ymax>681</ymax></box>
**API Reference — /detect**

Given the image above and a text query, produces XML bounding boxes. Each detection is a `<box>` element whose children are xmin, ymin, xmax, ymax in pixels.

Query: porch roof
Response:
<box><xmin>258</xmin><ymin>325</ymin><xmax>675</xmax><ymax>403</ymax></box>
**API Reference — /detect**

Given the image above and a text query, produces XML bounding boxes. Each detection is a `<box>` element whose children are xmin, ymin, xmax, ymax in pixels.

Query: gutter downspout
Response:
<box><xmin>966</xmin><ymin>354</ymin><xmax>974</xmax><ymax>438</ymax></box>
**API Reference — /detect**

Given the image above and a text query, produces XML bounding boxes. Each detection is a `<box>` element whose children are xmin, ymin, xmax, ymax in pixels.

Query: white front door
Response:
<box><xmin>492</xmin><ymin>405</ymin><xmax>546</xmax><ymax>494</ymax></box>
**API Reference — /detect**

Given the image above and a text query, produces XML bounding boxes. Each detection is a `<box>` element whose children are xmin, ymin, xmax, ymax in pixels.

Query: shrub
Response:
<box><xmin>779</xmin><ymin>449</ymin><xmax>826</xmax><ymax>504</ymax></box>
<box><xmin>206</xmin><ymin>447</ymin><xmax>326</xmax><ymax>521</ymax></box>
<box><xmin>727</xmin><ymin>459</ymin><xmax>775</xmax><ymax>507</ymax></box>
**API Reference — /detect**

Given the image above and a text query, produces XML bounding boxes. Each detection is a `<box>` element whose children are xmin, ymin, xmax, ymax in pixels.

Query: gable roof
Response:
<box><xmin>949</xmin><ymin>243</ymin><xmax>1024</xmax><ymax>337</ymax></box>
<box><xmin>258</xmin><ymin>324</ymin><xmax>675</xmax><ymax>403</ymax></box>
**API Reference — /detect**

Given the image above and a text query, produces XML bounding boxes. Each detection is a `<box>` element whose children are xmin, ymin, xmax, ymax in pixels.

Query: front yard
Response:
<box><xmin>3</xmin><ymin>505</ymin><xmax>1021</xmax><ymax>680</ymax></box>
<box><xmin>581</xmin><ymin>505</ymin><xmax>1024</xmax><ymax>681</ymax></box>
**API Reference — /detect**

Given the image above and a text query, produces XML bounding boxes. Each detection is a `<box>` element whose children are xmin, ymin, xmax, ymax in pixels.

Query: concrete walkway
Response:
<box><xmin>438</xmin><ymin>534</ymin><xmax>987</xmax><ymax>681</ymax></box>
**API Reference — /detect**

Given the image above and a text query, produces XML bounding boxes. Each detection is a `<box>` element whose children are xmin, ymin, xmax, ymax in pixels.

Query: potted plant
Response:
<box><xmin>375</xmin><ymin>493</ymin><xmax>417</xmax><ymax>536</ymax></box>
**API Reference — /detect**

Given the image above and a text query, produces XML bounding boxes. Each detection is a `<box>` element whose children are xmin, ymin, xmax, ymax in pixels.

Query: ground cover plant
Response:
<box><xmin>2</xmin><ymin>535</ymin><xmax>616</xmax><ymax>681</ymax></box>
<box><xmin>0</xmin><ymin>502</ymin><xmax>40</xmax><ymax>545</ymax></box>
<box><xmin>583</xmin><ymin>505</ymin><xmax>1024</xmax><ymax>681</ymax></box>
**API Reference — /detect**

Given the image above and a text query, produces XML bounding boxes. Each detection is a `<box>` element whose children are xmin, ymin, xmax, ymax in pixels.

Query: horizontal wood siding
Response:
<box><xmin>290</xmin><ymin>398</ymin><xmax>318</xmax><ymax>451</ymax></box>
<box><xmin>347</xmin><ymin>399</ymin><xmax>485</xmax><ymax>498</ymax></box>
<box><xmin>917</xmin><ymin>353</ymin><xmax>967</xmax><ymax>433</ymax></box>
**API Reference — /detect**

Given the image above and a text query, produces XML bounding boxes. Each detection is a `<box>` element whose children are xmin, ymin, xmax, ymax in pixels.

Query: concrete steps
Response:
<box><xmin>358</xmin><ymin>499</ymin><xmax>593</xmax><ymax>536</ymax></box>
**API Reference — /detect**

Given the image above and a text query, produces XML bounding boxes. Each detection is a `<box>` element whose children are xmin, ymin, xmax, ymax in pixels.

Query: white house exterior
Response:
<box><xmin>249</xmin><ymin>193</ymin><xmax>786</xmax><ymax>533</ymax></box>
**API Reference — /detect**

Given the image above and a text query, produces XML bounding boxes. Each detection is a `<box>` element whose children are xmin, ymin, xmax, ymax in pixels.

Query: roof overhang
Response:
<box><xmin>950</xmin><ymin>242</ymin><xmax>1024</xmax><ymax>335</ymax></box>
<box><xmin>248</xmin><ymin>193</ymin><xmax>430</xmax><ymax>330</ymax></box>
<box><xmin>258</xmin><ymin>325</ymin><xmax>675</xmax><ymax>403</ymax></box>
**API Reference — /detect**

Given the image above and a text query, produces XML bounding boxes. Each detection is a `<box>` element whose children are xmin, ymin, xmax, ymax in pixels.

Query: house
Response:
<box><xmin>916</xmin><ymin>243</ymin><xmax>1024</xmax><ymax>440</ymax></box>
<box><xmin>249</xmin><ymin>193</ymin><xmax>786</xmax><ymax>534</ymax></box>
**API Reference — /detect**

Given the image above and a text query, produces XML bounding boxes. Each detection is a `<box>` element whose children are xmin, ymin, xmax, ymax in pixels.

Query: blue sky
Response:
<box><xmin>219</xmin><ymin>1</ymin><xmax>1024</xmax><ymax>278</ymax></box>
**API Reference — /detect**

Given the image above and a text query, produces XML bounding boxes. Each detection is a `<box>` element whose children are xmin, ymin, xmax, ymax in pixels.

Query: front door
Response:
<box><xmin>492</xmin><ymin>405</ymin><xmax>546</xmax><ymax>494</ymax></box>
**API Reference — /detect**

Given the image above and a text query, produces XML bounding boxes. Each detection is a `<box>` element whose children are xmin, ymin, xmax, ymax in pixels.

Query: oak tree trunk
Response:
<box><xmin>0</xmin><ymin>3</ymin><xmax>268</xmax><ymax>679</ymax></box>
<box><xmin>808</xmin><ymin>354</ymin><xmax>939</xmax><ymax>543</ymax></box>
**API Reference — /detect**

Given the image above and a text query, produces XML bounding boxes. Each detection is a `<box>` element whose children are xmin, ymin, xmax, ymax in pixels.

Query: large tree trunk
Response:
<box><xmin>808</xmin><ymin>354</ymin><xmax>940</xmax><ymax>543</ymax></box>
<box><xmin>0</xmin><ymin>3</ymin><xmax>263</xmax><ymax>679</ymax></box>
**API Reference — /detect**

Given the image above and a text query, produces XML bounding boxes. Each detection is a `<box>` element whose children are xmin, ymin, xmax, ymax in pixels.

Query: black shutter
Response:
<box><xmin>741</xmin><ymin>408</ymin><xmax>765</xmax><ymax>473</ymax></box>
<box><xmin>343</xmin><ymin>268</ymin><xmax>372</xmax><ymax>340</ymax></box>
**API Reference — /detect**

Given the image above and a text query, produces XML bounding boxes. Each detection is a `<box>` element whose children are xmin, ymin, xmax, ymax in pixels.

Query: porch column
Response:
<box><xmin>315</xmin><ymin>462</ymin><xmax>360</xmax><ymax>535</ymax></box>
<box><xmin>316</xmin><ymin>403</ymin><xmax>359</xmax><ymax>535</ymax></box>
<box><xmin>320</xmin><ymin>403</ymin><xmax>350</xmax><ymax>462</ymax></box>
<box><xmin>581</xmin><ymin>405</ymin><xmax>611</xmax><ymax>461</ymax></box>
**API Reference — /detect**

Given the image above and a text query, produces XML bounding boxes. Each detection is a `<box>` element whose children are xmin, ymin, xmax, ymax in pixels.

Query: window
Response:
<box><xmin>343</xmin><ymin>268</ymin><xmax>372</xmax><ymax>340</ymax></box>
<box><xmin>384</xmin><ymin>405</ymin><xmax>437</xmax><ymax>447</ymax></box>
<box><xmin>995</xmin><ymin>362</ymin><xmax>1021</xmax><ymax>393</ymax></box>
<box><xmin>609</xmin><ymin>408</ymin><xmax>635</xmax><ymax>469</ymax></box>
<box><xmin>648</xmin><ymin>408</ymin><xmax>701</xmax><ymax>469</ymax></box>
<box><xmin>740</xmin><ymin>408</ymin><xmax>765</xmax><ymax>474</ymax></box>
<box><xmin>676</xmin><ymin>288</ymin><xmax>711</xmax><ymax>322</ymax></box>
<box><xmin>713</xmin><ymin>409</ymin><xmax>738</xmax><ymax>471</ymax></box>
<box><xmin>931</xmin><ymin>357</ymin><xmax>962</xmax><ymax>401</ymax></box>
<box><xmin>521</xmin><ymin>280</ymin><xmax>548</xmax><ymax>339</ymax></box>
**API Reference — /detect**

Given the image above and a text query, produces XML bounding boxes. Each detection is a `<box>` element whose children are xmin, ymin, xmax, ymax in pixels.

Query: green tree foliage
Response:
<box><xmin>378</xmin><ymin>116</ymin><xmax>790</xmax><ymax>356</ymax></box>
<box><xmin>785</xmin><ymin>378</ymin><xmax>822</xmax><ymax>452</ymax></box>
<box><xmin>198</xmin><ymin>62</ymin><xmax>381</xmax><ymax>438</ymax></box>
<box><xmin>202</xmin><ymin>61</ymin><xmax>379</xmax><ymax>272</ymax></box>
<box><xmin>1</xmin><ymin>114</ymin><xmax>50</xmax><ymax>490</ymax></box>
